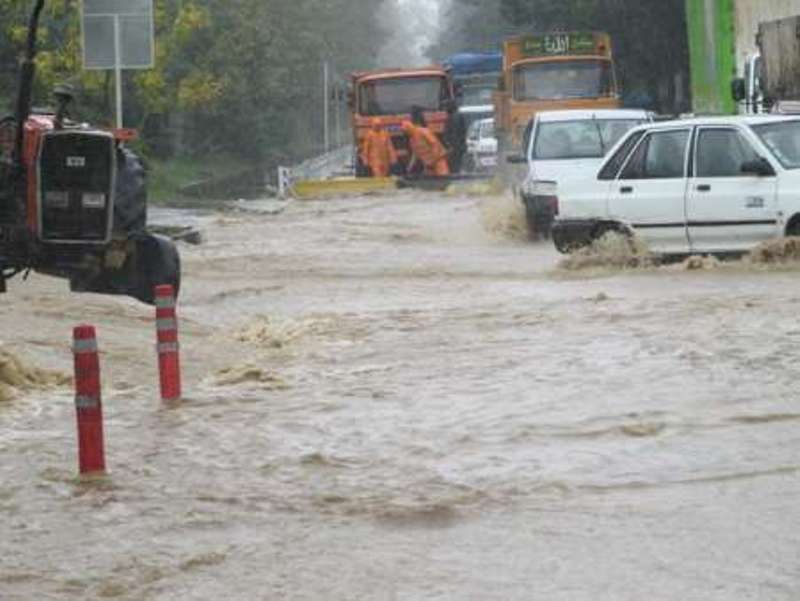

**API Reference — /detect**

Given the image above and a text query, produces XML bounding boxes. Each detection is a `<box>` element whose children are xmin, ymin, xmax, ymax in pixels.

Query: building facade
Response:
<box><xmin>686</xmin><ymin>0</ymin><xmax>800</xmax><ymax>113</ymax></box>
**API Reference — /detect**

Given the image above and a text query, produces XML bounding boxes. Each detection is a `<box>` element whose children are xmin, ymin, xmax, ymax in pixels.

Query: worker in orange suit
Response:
<box><xmin>401</xmin><ymin>120</ymin><xmax>450</xmax><ymax>177</ymax></box>
<box><xmin>361</xmin><ymin>118</ymin><xmax>398</xmax><ymax>178</ymax></box>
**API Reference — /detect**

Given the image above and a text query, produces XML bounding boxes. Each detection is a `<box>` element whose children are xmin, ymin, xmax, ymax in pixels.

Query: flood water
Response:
<box><xmin>1</xmin><ymin>191</ymin><xmax>799</xmax><ymax>600</ymax></box>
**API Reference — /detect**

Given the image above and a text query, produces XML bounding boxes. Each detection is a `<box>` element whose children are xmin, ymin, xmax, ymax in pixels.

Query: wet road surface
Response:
<box><xmin>1</xmin><ymin>191</ymin><xmax>799</xmax><ymax>599</ymax></box>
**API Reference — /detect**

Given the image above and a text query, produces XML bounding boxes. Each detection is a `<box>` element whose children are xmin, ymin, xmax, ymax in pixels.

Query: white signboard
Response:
<box><xmin>82</xmin><ymin>0</ymin><xmax>154</xmax><ymax>70</ymax></box>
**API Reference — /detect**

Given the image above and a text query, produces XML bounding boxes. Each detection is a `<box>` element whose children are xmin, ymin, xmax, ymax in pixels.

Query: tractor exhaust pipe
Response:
<box><xmin>14</xmin><ymin>0</ymin><xmax>46</xmax><ymax>168</ymax></box>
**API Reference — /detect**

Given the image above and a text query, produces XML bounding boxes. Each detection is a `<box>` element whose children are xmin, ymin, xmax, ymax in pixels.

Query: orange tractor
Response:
<box><xmin>0</xmin><ymin>0</ymin><xmax>179</xmax><ymax>304</ymax></box>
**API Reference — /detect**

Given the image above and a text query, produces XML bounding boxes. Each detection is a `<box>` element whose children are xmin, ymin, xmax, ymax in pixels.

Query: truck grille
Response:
<box><xmin>38</xmin><ymin>131</ymin><xmax>114</xmax><ymax>243</ymax></box>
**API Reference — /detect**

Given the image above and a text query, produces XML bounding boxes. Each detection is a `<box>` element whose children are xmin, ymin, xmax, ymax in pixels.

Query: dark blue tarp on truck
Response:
<box><xmin>443</xmin><ymin>52</ymin><xmax>503</xmax><ymax>77</ymax></box>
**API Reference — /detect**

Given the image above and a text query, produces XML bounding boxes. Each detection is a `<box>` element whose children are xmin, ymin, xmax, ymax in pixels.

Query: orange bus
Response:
<box><xmin>493</xmin><ymin>32</ymin><xmax>620</xmax><ymax>152</ymax></box>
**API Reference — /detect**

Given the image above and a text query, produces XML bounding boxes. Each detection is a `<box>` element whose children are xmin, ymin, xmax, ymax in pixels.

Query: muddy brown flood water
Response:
<box><xmin>1</xmin><ymin>191</ymin><xmax>799</xmax><ymax>600</ymax></box>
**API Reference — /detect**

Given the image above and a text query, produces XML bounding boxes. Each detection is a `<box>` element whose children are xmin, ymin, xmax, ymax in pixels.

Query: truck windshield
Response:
<box><xmin>461</xmin><ymin>83</ymin><xmax>496</xmax><ymax>107</ymax></box>
<box><xmin>513</xmin><ymin>60</ymin><xmax>614</xmax><ymax>101</ymax></box>
<box><xmin>458</xmin><ymin>73</ymin><xmax>500</xmax><ymax>107</ymax></box>
<box><xmin>532</xmin><ymin>119</ymin><xmax>645</xmax><ymax>160</ymax></box>
<box><xmin>752</xmin><ymin>121</ymin><xmax>800</xmax><ymax>169</ymax></box>
<box><xmin>358</xmin><ymin>77</ymin><xmax>446</xmax><ymax>116</ymax></box>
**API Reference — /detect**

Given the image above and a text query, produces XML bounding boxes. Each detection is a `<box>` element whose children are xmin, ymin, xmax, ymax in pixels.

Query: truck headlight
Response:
<box><xmin>44</xmin><ymin>190</ymin><xmax>69</xmax><ymax>208</ymax></box>
<box><xmin>82</xmin><ymin>192</ymin><xmax>106</xmax><ymax>209</ymax></box>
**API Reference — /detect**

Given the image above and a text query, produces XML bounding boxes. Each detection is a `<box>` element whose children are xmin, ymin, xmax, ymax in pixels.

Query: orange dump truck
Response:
<box><xmin>349</xmin><ymin>67</ymin><xmax>464</xmax><ymax>176</ymax></box>
<box><xmin>494</xmin><ymin>32</ymin><xmax>621</xmax><ymax>152</ymax></box>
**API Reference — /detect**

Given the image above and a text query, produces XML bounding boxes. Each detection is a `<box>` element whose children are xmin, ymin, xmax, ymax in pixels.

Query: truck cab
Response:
<box><xmin>349</xmin><ymin>67</ymin><xmax>462</xmax><ymax>175</ymax></box>
<box><xmin>494</xmin><ymin>32</ymin><xmax>621</xmax><ymax>153</ymax></box>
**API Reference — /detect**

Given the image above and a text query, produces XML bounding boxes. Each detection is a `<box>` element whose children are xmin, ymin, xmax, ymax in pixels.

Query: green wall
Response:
<box><xmin>686</xmin><ymin>0</ymin><xmax>737</xmax><ymax>114</ymax></box>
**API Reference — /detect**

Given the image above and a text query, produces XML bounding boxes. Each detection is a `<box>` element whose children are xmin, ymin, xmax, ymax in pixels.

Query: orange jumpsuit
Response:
<box><xmin>402</xmin><ymin>122</ymin><xmax>450</xmax><ymax>176</ymax></box>
<box><xmin>361</xmin><ymin>124</ymin><xmax>398</xmax><ymax>178</ymax></box>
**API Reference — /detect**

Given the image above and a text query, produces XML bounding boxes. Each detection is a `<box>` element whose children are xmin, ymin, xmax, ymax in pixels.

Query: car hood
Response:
<box><xmin>528</xmin><ymin>158</ymin><xmax>605</xmax><ymax>183</ymax></box>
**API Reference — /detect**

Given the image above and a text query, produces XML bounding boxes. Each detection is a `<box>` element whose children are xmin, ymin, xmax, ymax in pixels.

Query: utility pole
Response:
<box><xmin>323</xmin><ymin>61</ymin><xmax>330</xmax><ymax>154</ymax></box>
<box><xmin>334</xmin><ymin>83</ymin><xmax>342</xmax><ymax>148</ymax></box>
<box><xmin>113</xmin><ymin>15</ymin><xmax>123</xmax><ymax>128</ymax></box>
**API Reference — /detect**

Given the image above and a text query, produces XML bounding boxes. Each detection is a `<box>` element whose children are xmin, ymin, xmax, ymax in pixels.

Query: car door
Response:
<box><xmin>686</xmin><ymin>126</ymin><xmax>779</xmax><ymax>252</ymax></box>
<box><xmin>607</xmin><ymin>128</ymin><xmax>692</xmax><ymax>253</ymax></box>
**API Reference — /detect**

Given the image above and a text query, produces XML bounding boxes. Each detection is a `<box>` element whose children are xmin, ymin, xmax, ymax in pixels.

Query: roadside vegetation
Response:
<box><xmin>0</xmin><ymin>0</ymin><xmax>390</xmax><ymax>201</ymax></box>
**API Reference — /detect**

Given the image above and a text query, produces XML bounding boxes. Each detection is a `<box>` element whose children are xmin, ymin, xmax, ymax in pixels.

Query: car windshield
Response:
<box><xmin>513</xmin><ymin>60</ymin><xmax>614</xmax><ymax>101</ymax></box>
<box><xmin>481</xmin><ymin>121</ymin><xmax>495</xmax><ymax>139</ymax></box>
<box><xmin>532</xmin><ymin>119</ymin><xmax>646</xmax><ymax>160</ymax></box>
<box><xmin>752</xmin><ymin>120</ymin><xmax>800</xmax><ymax>169</ymax></box>
<box><xmin>358</xmin><ymin>76</ymin><xmax>447</xmax><ymax>116</ymax></box>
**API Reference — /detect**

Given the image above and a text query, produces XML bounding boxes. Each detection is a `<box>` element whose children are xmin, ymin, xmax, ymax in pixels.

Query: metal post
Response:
<box><xmin>335</xmin><ymin>84</ymin><xmax>341</xmax><ymax>148</ymax></box>
<box><xmin>323</xmin><ymin>61</ymin><xmax>330</xmax><ymax>154</ymax></box>
<box><xmin>114</xmin><ymin>15</ymin><xmax>123</xmax><ymax>129</ymax></box>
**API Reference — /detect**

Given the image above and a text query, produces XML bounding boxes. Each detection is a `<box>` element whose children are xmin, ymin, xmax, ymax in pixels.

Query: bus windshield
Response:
<box><xmin>513</xmin><ymin>60</ymin><xmax>614</xmax><ymax>102</ymax></box>
<box><xmin>358</xmin><ymin>77</ymin><xmax>447</xmax><ymax>116</ymax></box>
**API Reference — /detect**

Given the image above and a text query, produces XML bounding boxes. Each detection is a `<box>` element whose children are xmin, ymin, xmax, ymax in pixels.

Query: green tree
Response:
<box><xmin>2</xmin><ymin>0</ymin><xmax>390</xmax><ymax>166</ymax></box>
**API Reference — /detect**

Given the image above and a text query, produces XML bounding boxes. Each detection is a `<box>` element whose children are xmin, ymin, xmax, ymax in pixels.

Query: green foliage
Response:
<box><xmin>1</xmin><ymin>0</ymin><xmax>388</xmax><ymax>165</ymax></box>
<box><xmin>146</xmin><ymin>152</ymin><xmax>243</xmax><ymax>205</ymax></box>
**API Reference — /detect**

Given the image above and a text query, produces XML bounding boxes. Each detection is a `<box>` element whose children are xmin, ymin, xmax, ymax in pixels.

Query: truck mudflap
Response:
<box><xmin>69</xmin><ymin>233</ymin><xmax>180</xmax><ymax>305</ymax></box>
<box><xmin>552</xmin><ymin>219</ymin><xmax>625</xmax><ymax>254</ymax></box>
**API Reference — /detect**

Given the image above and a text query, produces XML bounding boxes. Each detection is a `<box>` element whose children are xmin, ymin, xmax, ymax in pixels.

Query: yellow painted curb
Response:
<box><xmin>292</xmin><ymin>177</ymin><xmax>397</xmax><ymax>199</ymax></box>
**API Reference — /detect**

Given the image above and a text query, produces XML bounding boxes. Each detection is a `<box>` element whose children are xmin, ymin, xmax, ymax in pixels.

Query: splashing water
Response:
<box><xmin>479</xmin><ymin>193</ymin><xmax>529</xmax><ymax>241</ymax></box>
<box><xmin>558</xmin><ymin>232</ymin><xmax>655</xmax><ymax>271</ymax></box>
<box><xmin>0</xmin><ymin>348</ymin><xmax>69</xmax><ymax>402</ymax></box>
<box><xmin>748</xmin><ymin>237</ymin><xmax>800</xmax><ymax>265</ymax></box>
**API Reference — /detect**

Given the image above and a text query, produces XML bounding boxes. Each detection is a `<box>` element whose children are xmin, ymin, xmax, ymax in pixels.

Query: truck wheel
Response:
<box><xmin>114</xmin><ymin>146</ymin><xmax>147</xmax><ymax>234</ymax></box>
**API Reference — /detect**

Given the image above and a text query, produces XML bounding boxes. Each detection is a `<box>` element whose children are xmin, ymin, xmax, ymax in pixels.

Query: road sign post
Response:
<box><xmin>81</xmin><ymin>0</ymin><xmax>154</xmax><ymax>128</ymax></box>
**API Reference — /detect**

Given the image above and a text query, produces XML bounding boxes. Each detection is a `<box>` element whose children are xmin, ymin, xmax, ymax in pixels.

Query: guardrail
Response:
<box><xmin>278</xmin><ymin>145</ymin><xmax>353</xmax><ymax>198</ymax></box>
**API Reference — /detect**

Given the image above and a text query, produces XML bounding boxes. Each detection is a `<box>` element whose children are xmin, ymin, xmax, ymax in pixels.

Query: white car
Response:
<box><xmin>552</xmin><ymin>115</ymin><xmax>800</xmax><ymax>254</ymax></box>
<box><xmin>465</xmin><ymin>118</ymin><xmax>498</xmax><ymax>172</ymax></box>
<box><xmin>512</xmin><ymin>109</ymin><xmax>652</xmax><ymax>238</ymax></box>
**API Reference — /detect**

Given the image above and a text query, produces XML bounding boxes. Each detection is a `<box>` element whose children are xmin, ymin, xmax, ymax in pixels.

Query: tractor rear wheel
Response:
<box><xmin>113</xmin><ymin>146</ymin><xmax>147</xmax><ymax>234</ymax></box>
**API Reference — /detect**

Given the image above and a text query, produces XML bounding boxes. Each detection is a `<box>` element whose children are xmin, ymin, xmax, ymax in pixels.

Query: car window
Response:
<box><xmin>696</xmin><ymin>128</ymin><xmax>761</xmax><ymax>177</ymax></box>
<box><xmin>598</xmin><ymin>130</ymin><xmax>645</xmax><ymax>180</ymax></box>
<box><xmin>752</xmin><ymin>120</ymin><xmax>800</xmax><ymax>169</ymax></box>
<box><xmin>621</xmin><ymin>129</ymin><xmax>689</xmax><ymax>180</ymax></box>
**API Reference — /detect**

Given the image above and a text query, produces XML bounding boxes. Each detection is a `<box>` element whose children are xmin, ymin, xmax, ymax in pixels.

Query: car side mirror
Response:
<box><xmin>741</xmin><ymin>157</ymin><xmax>775</xmax><ymax>177</ymax></box>
<box><xmin>506</xmin><ymin>154</ymin><xmax>527</xmax><ymax>164</ymax></box>
<box><xmin>731</xmin><ymin>77</ymin><xmax>746</xmax><ymax>102</ymax></box>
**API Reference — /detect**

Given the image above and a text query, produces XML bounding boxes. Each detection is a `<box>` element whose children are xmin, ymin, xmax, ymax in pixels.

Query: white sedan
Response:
<box><xmin>510</xmin><ymin>109</ymin><xmax>651</xmax><ymax>238</ymax></box>
<box><xmin>552</xmin><ymin>115</ymin><xmax>800</xmax><ymax>254</ymax></box>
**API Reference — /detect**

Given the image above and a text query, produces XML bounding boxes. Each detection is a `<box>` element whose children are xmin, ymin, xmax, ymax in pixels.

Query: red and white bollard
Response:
<box><xmin>155</xmin><ymin>284</ymin><xmax>181</xmax><ymax>402</ymax></box>
<box><xmin>72</xmin><ymin>325</ymin><xmax>106</xmax><ymax>475</ymax></box>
